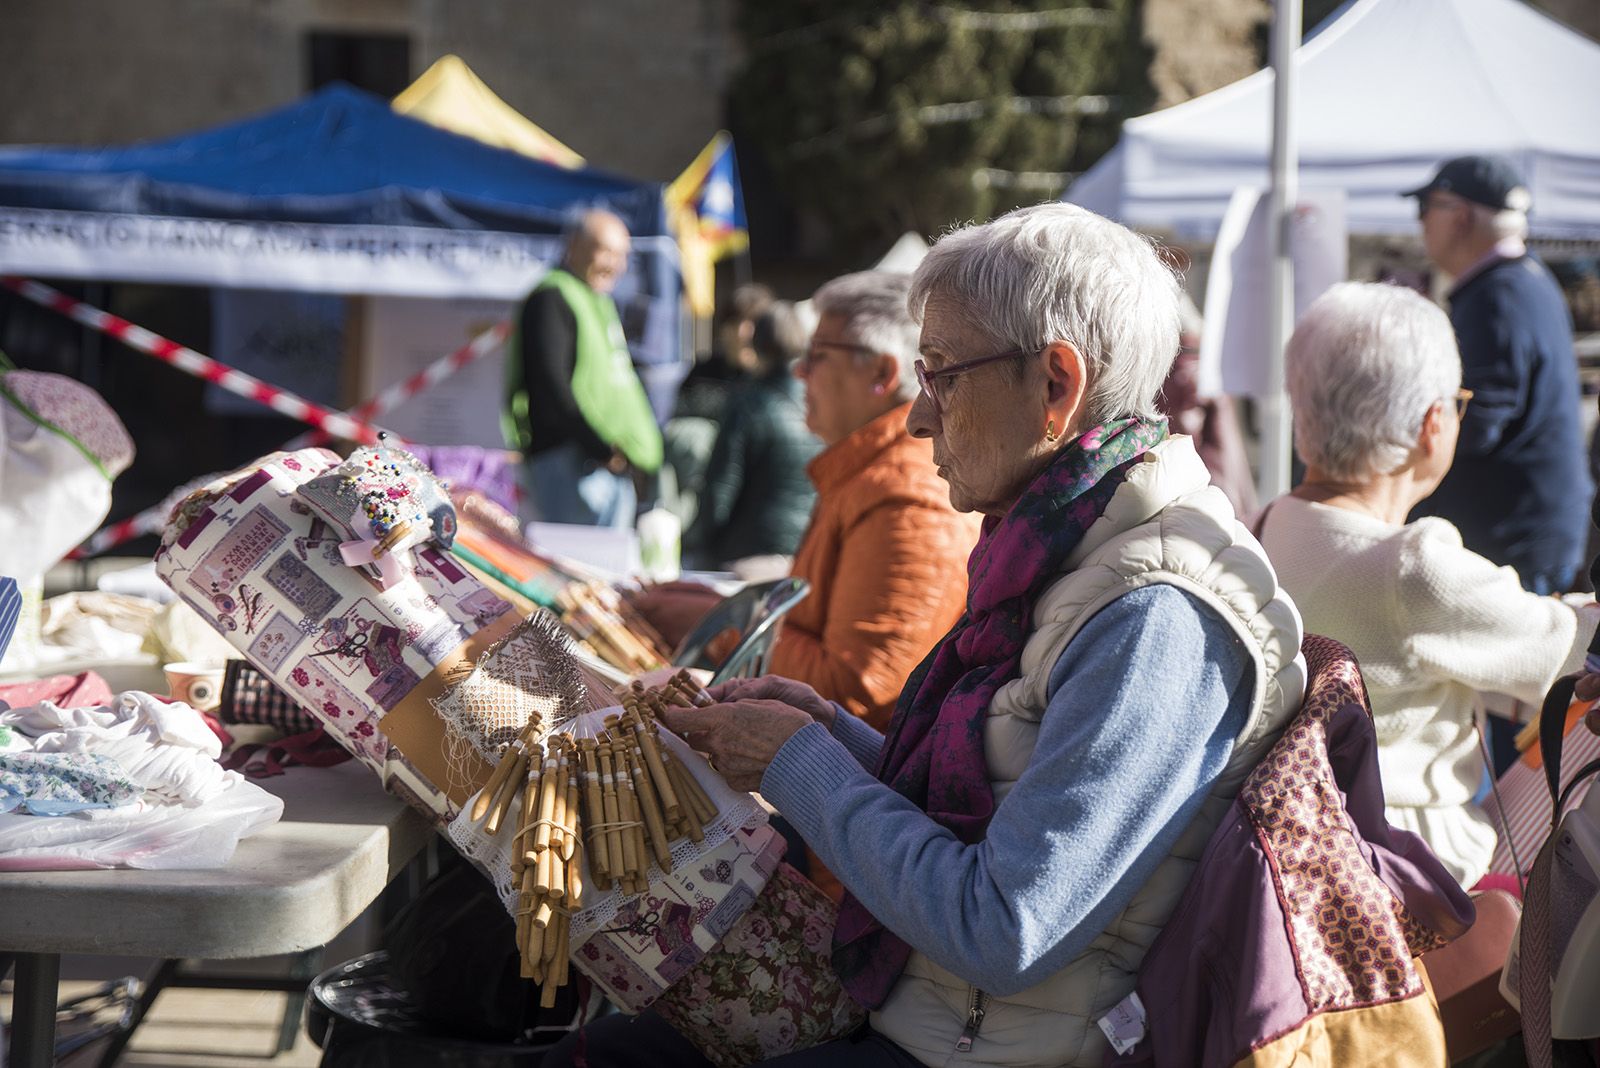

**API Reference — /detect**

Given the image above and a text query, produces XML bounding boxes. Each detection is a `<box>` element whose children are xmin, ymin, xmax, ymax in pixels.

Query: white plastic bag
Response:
<box><xmin>0</xmin><ymin>691</ymin><xmax>283</xmax><ymax>869</ymax></box>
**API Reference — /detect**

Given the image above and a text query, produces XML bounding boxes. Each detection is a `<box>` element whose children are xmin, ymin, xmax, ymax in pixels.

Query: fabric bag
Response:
<box><xmin>1483</xmin><ymin>696</ymin><xmax>1600</xmax><ymax>880</ymax></box>
<box><xmin>568</xmin><ymin>824</ymin><xmax>863</xmax><ymax>1068</ymax></box>
<box><xmin>218</xmin><ymin>659</ymin><xmax>319</xmax><ymax>735</ymax></box>
<box><xmin>0</xmin><ymin>366</ymin><xmax>134</xmax><ymax>580</ymax></box>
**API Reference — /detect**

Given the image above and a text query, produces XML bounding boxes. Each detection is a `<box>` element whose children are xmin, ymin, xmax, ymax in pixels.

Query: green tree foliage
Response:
<box><xmin>731</xmin><ymin>2</ymin><xmax>1152</xmax><ymax>259</ymax></box>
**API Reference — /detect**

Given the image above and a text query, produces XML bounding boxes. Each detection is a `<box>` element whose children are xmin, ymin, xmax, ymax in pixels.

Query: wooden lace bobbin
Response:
<box><xmin>538</xmin><ymin>918</ymin><xmax>570</xmax><ymax>1008</ymax></box>
<box><xmin>575</xmin><ymin>738</ymin><xmax>612</xmax><ymax>884</ymax></box>
<box><xmin>373</xmin><ymin>519</ymin><xmax>413</xmax><ymax>559</ymax></box>
<box><xmin>534</xmin><ymin>848</ymin><xmax>555</xmax><ymax>897</ymax></box>
<box><xmin>623</xmin><ymin>738</ymin><xmax>673</xmax><ymax>869</ymax></box>
<box><xmin>483</xmin><ymin>747</ymin><xmax>531</xmax><ymax>837</ymax></box>
<box><xmin>662</xmin><ymin>756</ymin><xmax>706</xmax><ymax>843</ymax></box>
<box><xmin>546</xmin><ymin>752</ymin><xmax>572</xmax><ymax>899</ymax></box>
<box><xmin>515</xmin><ymin>863</ymin><xmax>534</xmax><ymax>972</ymax></box>
<box><xmin>471</xmin><ymin>734</ymin><xmax>527</xmax><ymax>822</ymax></box>
<box><xmin>567</xmin><ymin>850</ymin><xmax>584</xmax><ymax>909</ymax></box>
<box><xmin>605</xmin><ymin>713</ymin><xmax>656</xmax><ymax>870</ymax></box>
<box><xmin>626</xmin><ymin>706</ymin><xmax>682</xmax><ymax>821</ymax></box>
<box><xmin>562</xmin><ymin>762</ymin><xmax>581</xmax><ymax>864</ymax></box>
<box><xmin>668</xmin><ymin>670</ymin><xmax>715</xmax><ymax>708</ymax></box>
<box><xmin>520</xmin><ymin>870</ymin><xmax>544</xmax><ymax>973</ymax></box>
<box><xmin>596</xmin><ymin>739</ymin><xmax>628</xmax><ymax>890</ymax></box>
<box><xmin>605</xmin><ymin>733</ymin><xmax>643</xmax><ymax>886</ymax></box>
<box><xmin>512</xmin><ymin>767</ymin><xmax>540</xmax><ymax>879</ymax></box>
<box><xmin>653</xmin><ymin>723</ymin><xmax>716</xmax><ymax>830</ymax></box>
<box><xmin>623</xmin><ymin>773</ymin><xmax>648</xmax><ymax>886</ymax></box>
<box><xmin>533</xmin><ymin>744</ymin><xmax>563</xmax><ymax>852</ymax></box>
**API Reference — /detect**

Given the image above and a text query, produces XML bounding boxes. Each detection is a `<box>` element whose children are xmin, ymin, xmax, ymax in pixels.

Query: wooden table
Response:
<box><xmin>0</xmin><ymin>761</ymin><xmax>432</xmax><ymax>1067</ymax></box>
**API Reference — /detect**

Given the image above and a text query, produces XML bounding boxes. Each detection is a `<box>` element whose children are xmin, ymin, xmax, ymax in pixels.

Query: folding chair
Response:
<box><xmin>671</xmin><ymin>577</ymin><xmax>809</xmax><ymax>685</ymax></box>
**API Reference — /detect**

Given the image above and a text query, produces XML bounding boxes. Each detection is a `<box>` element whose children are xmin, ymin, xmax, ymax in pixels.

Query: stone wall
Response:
<box><xmin>0</xmin><ymin>0</ymin><xmax>735</xmax><ymax>181</ymax></box>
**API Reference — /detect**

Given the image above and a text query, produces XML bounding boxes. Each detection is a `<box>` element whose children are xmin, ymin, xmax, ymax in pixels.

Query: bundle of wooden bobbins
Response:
<box><xmin>554</xmin><ymin>582</ymin><xmax>672</xmax><ymax>675</ymax></box>
<box><xmin>471</xmin><ymin>669</ymin><xmax>722</xmax><ymax>1006</ymax></box>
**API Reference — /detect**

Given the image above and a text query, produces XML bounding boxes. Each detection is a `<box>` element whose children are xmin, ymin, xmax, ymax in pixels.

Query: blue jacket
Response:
<box><xmin>1412</xmin><ymin>254</ymin><xmax>1590</xmax><ymax>589</ymax></box>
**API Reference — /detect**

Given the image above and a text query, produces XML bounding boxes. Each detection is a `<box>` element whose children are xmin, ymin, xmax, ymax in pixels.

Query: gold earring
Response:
<box><xmin>1044</xmin><ymin>419</ymin><xmax>1059</xmax><ymax>443</ymax></box>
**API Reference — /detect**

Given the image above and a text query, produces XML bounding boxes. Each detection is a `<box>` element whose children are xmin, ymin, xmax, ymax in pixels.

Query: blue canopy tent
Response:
<box><xmin>0</xmin><ymin>84</ymin><xmax>685</xmax><ymax>418</ymax></box>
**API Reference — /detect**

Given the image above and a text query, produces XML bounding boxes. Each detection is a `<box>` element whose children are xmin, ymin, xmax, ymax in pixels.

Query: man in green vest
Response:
<box><xmin>504</xmin><ymin>209</ymin><xmax>664</xmax><ymax>528</ymax></box>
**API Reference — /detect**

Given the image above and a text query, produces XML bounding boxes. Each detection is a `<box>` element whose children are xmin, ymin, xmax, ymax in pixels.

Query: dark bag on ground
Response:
<box><xmin>383</xmin><ymin>851</ymin><xmax>579</xmax><ymax>1043</ymax></box>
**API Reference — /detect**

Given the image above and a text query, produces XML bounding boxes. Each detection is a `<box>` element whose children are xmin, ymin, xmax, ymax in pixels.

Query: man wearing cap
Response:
<box><xmin>504</xmin><ymin>209</ymin><xmax>663</xmax><ymax>528</ymax></box>
<box><xmin>1405</xmin><ymin>155</ymin><xmax>1590</xmax><ymax>595</ymax></box>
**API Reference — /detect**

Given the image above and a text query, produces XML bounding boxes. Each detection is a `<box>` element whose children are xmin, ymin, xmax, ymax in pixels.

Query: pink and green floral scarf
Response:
<box><xmin>831</xmin><ymin>416</ymin><xmax>1168</xmax><ymax>1009</ymax></box>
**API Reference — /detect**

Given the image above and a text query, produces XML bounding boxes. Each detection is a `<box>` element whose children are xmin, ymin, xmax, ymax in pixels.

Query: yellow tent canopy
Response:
<box><xmin>393</xmin><ymin>55</ymin><xmax>584</xmax><ymax>170</ymax></box>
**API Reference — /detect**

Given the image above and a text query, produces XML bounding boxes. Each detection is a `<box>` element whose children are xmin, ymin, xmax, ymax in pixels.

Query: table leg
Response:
<box><xmin>8</xmin><ymin>952</ymin><xmax>60</xmax><ymax>1068</ymax></box>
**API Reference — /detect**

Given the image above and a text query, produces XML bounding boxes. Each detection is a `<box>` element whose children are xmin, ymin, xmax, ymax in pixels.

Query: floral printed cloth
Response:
<box><xmin>653</xmin><ymin>863</ymin><xmax>865</xmax><ymax>1068</ymax></box>
<box><xmin>0</xmin><ymin>751</ymin><xmax>141</xmax><ymax>815</ymax></box>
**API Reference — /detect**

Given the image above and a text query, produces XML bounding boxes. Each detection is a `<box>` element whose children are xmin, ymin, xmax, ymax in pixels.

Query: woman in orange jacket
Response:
<box><xmin>770</xmin><ymin>270</ymin><xmax>980</xmax><ymax>729</ymax></box>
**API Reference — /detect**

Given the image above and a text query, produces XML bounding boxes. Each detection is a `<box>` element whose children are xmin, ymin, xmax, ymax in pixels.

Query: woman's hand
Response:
<box><xmin>707</xmin><ymin>674</ymin><xmax>836</xmax><ymax>730</ymax></box>
<box><xmin>660</xmin><ymin>699</ymin><xmax>815</xmax><ymax>793</ymax></box>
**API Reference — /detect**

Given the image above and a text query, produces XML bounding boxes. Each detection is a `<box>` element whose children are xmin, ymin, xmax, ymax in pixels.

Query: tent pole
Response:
<box><xmin>1260</xmin><ymin>0</ymin><xmax>1301</xmax><ymax>503</ymax></box>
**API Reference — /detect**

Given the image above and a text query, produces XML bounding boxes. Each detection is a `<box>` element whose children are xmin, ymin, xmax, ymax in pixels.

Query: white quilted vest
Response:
<box><xmin>872</xmin><ymin>436</ymin><xmax>1307</xmax><ymax>1068</ymax></box>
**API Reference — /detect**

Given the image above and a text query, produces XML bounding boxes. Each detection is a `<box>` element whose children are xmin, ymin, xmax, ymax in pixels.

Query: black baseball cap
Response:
<box><xmin>1403</xmin><ymin>155</ymin><xmax>1532</xmax><ymax>212</ymax></box>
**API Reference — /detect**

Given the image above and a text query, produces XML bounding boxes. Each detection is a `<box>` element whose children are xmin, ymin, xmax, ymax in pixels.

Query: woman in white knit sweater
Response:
<box><xmin>1258</xmin><ymin>281</ymin><xmax>1598</xmax><ymax>889</ymax></box>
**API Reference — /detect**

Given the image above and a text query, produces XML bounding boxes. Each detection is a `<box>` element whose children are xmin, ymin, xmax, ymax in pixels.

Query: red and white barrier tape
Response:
<box><xmin>68</xmin><ymin>511</ymin><xmax>159</xmax><ymax>559</ymax></box>
<box><xmin>288</xmin><ymin>318</ymin><xmax>510</xmax><ymax>449</ymax></box>
<box><xmin>1</xmin><ymin>276</ymin><xmax>385</xmax><ymax>445</ymax></box>
<box><xmin>68</xmin><ymin>470</ymin><xmax>232</xmax><ymax>559</ymax></box>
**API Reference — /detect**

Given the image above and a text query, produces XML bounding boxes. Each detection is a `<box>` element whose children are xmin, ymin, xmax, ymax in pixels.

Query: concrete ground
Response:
<box><xmin>2</xmin><ymin>904</ymin><xmax>384</xmax><ymax>1068</ymax></box>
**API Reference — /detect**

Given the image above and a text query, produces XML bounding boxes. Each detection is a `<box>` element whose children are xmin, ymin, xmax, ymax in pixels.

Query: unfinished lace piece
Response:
<box><xmin>431</xmin><ymin>608</ymin><xmax>588</xmax><ymax>798</ymax></box>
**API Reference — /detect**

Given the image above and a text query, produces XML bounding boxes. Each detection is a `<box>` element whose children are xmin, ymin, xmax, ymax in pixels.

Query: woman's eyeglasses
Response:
<box><xmin>797</xmin><ymin>340</ymin><xmax>878</xmax><ymax>373</ymax></box>
<box><xmin>1452</xmin><ymin>388</ymin><xmax>1474</xmax><ymax>418</ymax></box>
<box><xmin>913</xmin><ymin>347</ymin><xmax>1032</xmax><ymax>427</ymax></box>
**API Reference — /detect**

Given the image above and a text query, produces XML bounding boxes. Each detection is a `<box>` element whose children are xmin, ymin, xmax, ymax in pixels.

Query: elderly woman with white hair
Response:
<box><xmin>553</xmin><ymin>202</ymin><xmax>1304</xmax><ymax>1068</ymax></box>
<box><xmin>1257</xmin><ymin>281</ymin><xmax>1600</xmax><ymax>890</ymax></box>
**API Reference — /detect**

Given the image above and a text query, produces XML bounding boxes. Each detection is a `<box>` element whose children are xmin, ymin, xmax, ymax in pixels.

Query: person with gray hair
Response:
<box><xmin>1258</xmin><ymin>281</ymin><xmax>1600</xmax><ymax>889</ymax></box>
<box><xmin>631</xmin><ymin>269</ymin><xmax>979</xmax><ymax>744</ymax></box>
<box><xmin>1404</xmin><ymin>155</ymin><xmax>1590</xmax><ymax>596</ymax></box>
<box><xmin>558</xmin><ymin>203</ymin><xmax>1307</xmax><ymax>1067</ymax></box>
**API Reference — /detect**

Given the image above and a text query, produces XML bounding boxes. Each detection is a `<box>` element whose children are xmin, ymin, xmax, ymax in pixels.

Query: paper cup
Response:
<box><xmin>164</xmin><ymin>661</ymin><xmax>226</xmax><ymax>711</ymax></box>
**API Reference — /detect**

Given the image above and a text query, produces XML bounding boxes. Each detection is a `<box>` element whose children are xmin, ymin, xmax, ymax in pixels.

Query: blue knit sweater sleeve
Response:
<box><xmin>761</xmin><ymin>583</ymin><xmax>1253</xmax><ymax>996</ymax></box>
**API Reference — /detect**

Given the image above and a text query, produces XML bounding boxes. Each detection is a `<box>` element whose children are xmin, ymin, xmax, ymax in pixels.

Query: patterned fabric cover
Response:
<box><xmin>1</xmin><ymin>370</ymin><xmax>134</xmax><ymax>478</ymax></box>
<box><xmin>1110</xmin><ymin>635</ymin><xmax>1475</xmax><ymax>1067</ymax></box>
<box><xmin>572</xmin><ymin>829</ymin><xmax>863</xmax><ymax>1067</ymax></box>
<box><xmin>654</xmin><ymin>862</ymin><xmax>865</xmax><ymax>1067</ymax></box>
<box><xmin>155</xmin><ymin>448</ymin><xmax>515</xmax><ymax>825</ymax></box>
<box><xmin>296</xmin><ymin>442</ymin><xmax>458</xmax><ymax>589</ymax></box>
<box><xmin>1240</xmin><ymin>635</ymin><xmax>1456</xmax><ymax>1007</ymax></box>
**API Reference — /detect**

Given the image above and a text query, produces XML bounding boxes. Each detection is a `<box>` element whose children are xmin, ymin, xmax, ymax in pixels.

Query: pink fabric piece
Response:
<box><xmin>2</xmin><ymin>370</ymin><xmax>134</xmax><ymax>476</ymax></box>
<box><xmin>0</xmin><ymin>672</ymin><xmax>115</xmax><ymax>710</ymax></box>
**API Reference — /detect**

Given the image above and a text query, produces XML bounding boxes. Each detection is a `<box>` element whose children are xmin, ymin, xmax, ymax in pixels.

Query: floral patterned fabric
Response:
<box><xmin>833</xmin><ymin>416</ymin><xmax>1168</xmax><ymax>1008</ymax></box>
<box><xmin>155</xmin><ymin>448</ymin><xmax>516</xmax><ymax>825</ymax></box>
<box><xmin>0</xmin><ymin>751</ymin><xmax>141</xmax><ymax>815</ymax></box>
<box><xmin>653</xmin><ymin>863</ymin><xmax>866</xmax><ymax>1068</ymax></box>
<box><xmin>1</xmin><ymin>370</ymin><xmax>134</xmax><ymax>478</ymax></box>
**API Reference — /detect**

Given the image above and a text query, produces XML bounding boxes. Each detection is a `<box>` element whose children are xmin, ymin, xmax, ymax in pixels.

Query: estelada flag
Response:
<box><xmin>668</xmin><ymin>132</ymin><xmax>750</xmax><ymax>316</ymax></box>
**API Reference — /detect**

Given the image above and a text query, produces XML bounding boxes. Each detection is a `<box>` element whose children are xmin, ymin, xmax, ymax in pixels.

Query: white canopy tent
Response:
<box><xmin>1067</xmin><ymin>0</ymin><xmax>1600</xmax><ymax>239</ymax></box>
